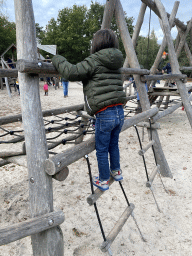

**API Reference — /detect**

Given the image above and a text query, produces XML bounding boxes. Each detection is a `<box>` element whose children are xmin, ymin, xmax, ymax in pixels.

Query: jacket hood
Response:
<box><xmin>94</xmin><ymin>48</ymin><xmax>123</xmax><ymax>70</ymax></box>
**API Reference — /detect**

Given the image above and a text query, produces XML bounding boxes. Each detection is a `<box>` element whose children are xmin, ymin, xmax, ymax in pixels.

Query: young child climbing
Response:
<box><xmin>43</xmin><ymin>81</ymin><xmax>48</xmax><ymax>96</ymax></box>
<box><xmin>52</xmin><ymin>29</ymin><xmax>127</xmax><ymax>191</ymax></box>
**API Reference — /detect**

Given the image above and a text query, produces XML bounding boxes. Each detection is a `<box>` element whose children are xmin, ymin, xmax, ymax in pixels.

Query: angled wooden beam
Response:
<box><xmin>154</xmin><ymin>0</ymin><xmax>192</xmax><ymax>128</ymax></box>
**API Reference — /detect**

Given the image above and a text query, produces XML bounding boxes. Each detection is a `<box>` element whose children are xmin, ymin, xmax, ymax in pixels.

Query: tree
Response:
<box><xmin>136</xmin><ymin>29</ymin><xmax>160</xmax><ymax>69</ymax></box>
<box><xmin>42</xmin><ymin>2</ymin><xmax>134</xmax><ymax>63</ymax></box>
<box><xmin>0</xmin><ymin>15</ymin><xmax>16</xmax><ymax>57</ymax></box>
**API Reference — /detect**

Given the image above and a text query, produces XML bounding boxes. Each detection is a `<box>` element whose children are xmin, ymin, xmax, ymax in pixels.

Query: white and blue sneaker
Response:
<box><xmin>110</xmin><ymin>169</ymin><xmax>123</xmax><ymax>181</ymax></box>
<box><xmin>93</xmin><ymin>176</ymin><xmax>109</xmax><ymax>191</ymax></box>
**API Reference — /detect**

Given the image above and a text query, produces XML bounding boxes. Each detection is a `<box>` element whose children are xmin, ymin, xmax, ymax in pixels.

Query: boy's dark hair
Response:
<box><xmin>91</xmin><ymin>29</ymin><xmax>119</xmax><ymax>54</ymax></box>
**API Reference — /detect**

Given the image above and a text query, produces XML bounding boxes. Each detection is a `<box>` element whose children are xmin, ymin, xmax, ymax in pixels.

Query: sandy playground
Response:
<box><xmin>0</xmin><ymin>81</ymin><xmax>192</xmax><ymax>256</ymax></box>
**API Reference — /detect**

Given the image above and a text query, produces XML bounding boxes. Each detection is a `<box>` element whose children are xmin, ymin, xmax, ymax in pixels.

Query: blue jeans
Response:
<box><xmin>95</xmin><ymin>105</ymin><xmax>124</xmax><ymax>181</ymax></box>
<box><xmin>62</xmin><ymin>81</ymin><xmax>69</xmax><ymax>96</ymax></box>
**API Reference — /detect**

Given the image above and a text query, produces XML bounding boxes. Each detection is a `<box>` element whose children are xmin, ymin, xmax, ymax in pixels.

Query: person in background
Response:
<box><xmin>61</xmin><ymin>77</ymin><xmax>69</xmax><ymax>98</ymax></box>
<box><xmin>7</xmin><ymin>57</ymin><xmax>14</xmax><ymax>69</ymax></box>
<box><xmin>52</xmin><ymin>29</ymin><xmax>127</xmax><ymax>191</ymax></box>
<box><xmin>43</xmin><ymin>81</ymin><xmax>48</xmax><ymax>96</ymax></box>
<box><xmin>15</xmin><ymin>78</ymin><xmax>20</xmax><ymax>95</ymax></box>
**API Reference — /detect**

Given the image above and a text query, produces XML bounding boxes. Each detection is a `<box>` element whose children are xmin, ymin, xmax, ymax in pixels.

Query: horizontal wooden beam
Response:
<box><xmin>0</xmin><ymin>104</ymin><xmax>84</xmax><ymax>125</ymax></box>
<box><xmin>16</xmin><ymin>59</ymin><xmax>150</xmax><ymax>76</ymax></box>
<box><xmin>44</xmin><ymin>107</ymin><xmax>159</xmax><ymax>175</ymax></box>
<box><xmin>141</xmin><ymin>73</ymin><xmax>187</xmax><ymax>82</ymax></box>
<box><xmin>0</xmin><ymin>69</ymin><xmax>18</xmax><ymax>78</ymax></box>
<box><xmin>0</xmin><ymin>210</ymin><xmax>64</xmax><ymax>246</ymax></box>
<box><xmin>100</xmin><ymin>204</ymin><xmax>135</xmax><ymax>252</ymax></box>
<box><xmin>180</xmin><ymin>66</ymin><xmax>192</xmax><ymax>70</ymax></box>
<box><xmin>120</xmin><ymin>67</ymin><xmax>150</xmax><ymax>75</ymax></box>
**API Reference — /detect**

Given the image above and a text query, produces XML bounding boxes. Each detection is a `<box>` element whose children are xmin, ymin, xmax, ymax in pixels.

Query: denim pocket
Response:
<box><xmin>100</xmin><ymin>119</ymin><xmax>115</xmax><ymax>132</ymax></box>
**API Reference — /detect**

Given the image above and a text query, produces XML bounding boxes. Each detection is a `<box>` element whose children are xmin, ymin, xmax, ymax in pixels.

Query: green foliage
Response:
<box><xmin>42</xmin><ymin>1</ymin><xmax>134</xmax><ymax>63</ymax></box>
<box><xmin>0</xmin><ymin>15</ymin><xmax>16</xmax><ymax>57</ymax></box>
<box><xmin>136</xmin><ymin>29</ymin><xmax>160</xmax><ymax>69</ymax></box>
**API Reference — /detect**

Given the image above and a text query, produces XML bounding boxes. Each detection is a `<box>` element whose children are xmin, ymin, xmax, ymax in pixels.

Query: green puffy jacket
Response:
<box><xmin>52</xmin><ymin>48</ymin><xmax>126</xmax><ymax>116</ymax></box>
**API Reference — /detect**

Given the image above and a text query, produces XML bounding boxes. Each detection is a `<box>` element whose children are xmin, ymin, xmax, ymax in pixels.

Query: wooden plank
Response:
<box><xmin>0</xmin><ymin>210</ymin><xmax>64</xmax><ymax>246</ymax></box>
<box><xmin>100</xmin><ymin>204</ymin><xmax>135</xmax><ymax>253</ymax></box>
<box><xmin>141</xmin><ymin>73</ymin><xmax>186</xmax><ymax>82</ymax></box>
<box><xmin>0</xmin><ymin>69</ymin><xmax>18</xmax><ymax>78</ymax></box>
<box><xmin>14</xmin><ymin>1</ymin><xmax>64</xmax><ymax>255</ymax></box>
<box><xmin>138</xmin><ymin>140</ymin><xmax>155</xmax><ymax>156</ymax></box>
<box><xmin>87</xmin><ymin>177</ymin><xmax>115</xmax><ymax>206</ymax></box>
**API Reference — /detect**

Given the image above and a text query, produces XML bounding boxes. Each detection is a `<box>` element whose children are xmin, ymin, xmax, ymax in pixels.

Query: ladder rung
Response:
<box><xmin>100</xmin><ymin>203</ymin><xmax>135</xmax><ymax>252</ymax></box>
<box><xmin>146</xmin><ymin>165</ymin><xmax>160</xmax><ymax>188</ymax></box>
<box><xmin>138</xmin><ymin>140</ymin><xmax>155</xmax><ymax>156</ymax></box>
<box><xmin>87</xmin><ymin>177</ymin><xmax>114</xmax><ymax>206</ymax></box>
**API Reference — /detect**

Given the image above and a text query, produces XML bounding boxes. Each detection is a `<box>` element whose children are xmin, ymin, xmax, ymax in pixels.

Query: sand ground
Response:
<box><xmin>0</xmin><ymin>81</ymin><xmax>192</xmax><ymax>256</ymax></box>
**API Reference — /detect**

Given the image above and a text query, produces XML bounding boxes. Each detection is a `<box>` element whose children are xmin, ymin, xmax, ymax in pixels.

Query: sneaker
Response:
<box><xmin>92</xmin><ymin>176</ymin><xmax>109</xmax><ymax>191</ymax></box>
<box><xmin>110</xmin><ymin>169</ymin><xmax>123</xmax><ymax>181</ymax></box>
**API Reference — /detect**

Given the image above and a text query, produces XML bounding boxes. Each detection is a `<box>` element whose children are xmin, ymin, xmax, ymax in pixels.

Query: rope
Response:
<box><xmin>84</xmin><ymin>155</ymin><xmax>107</xmax><ymax>242</ymax></box>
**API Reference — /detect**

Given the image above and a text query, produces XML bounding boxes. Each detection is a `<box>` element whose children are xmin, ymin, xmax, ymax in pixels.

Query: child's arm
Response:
<box><xmin>52</xmin><ymin>55</ymin><xmax>94</xmax><ymax>82</ymax></box>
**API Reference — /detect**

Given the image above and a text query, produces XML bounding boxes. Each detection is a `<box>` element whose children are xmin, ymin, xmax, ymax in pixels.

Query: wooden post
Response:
<box><xmin>150</xmin><ymin>1</ymin><xmax>180</xmax><ymax>75</ymax></box>
<box><xmin>101</xmin><ymin>0</ymin><xmax>116</xmax><ymax>29</ymax></box>
<box><xmin>154</xmin><ymin>0</ymin><xmax>192</xmax><ymax>128</ymax></box>
<box><xmin>123</xmin><ymin>2</ymin><xmax>147</xmax><ymax>68</ymax></box>
<box><xmin>14</xmin><ymin>1</ymin><xmax>64</xmax><ymax>255</ymax></box>
<box><xmin>114</xmin><ymin>0</ymin><xmax>172</xmax><ymax>178</ymax></box>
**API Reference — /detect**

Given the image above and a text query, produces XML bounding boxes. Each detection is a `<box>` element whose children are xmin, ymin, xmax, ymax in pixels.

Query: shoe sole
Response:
<box><xmin>93</xmin><ymin>183</ymin><xmax>109</xmax><ymax>191</ymax></box>
<box><xmin>112</xmin><ymin>176</ymin><xmax>123</xmax><ymax>181</ymax></box>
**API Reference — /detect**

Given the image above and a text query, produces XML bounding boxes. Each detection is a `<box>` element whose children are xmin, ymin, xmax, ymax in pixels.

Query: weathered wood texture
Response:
<box><xmin>44</xmin><ymin>107</ymin><xmax>159</xmax><ymax>176</ymax></box>
<box><xmin>152</xmin><ymin>94</ymin><xmax>192</xmax><ymax>123</ymax></box>
<box><xmin>124</xmin><ymin>2</ymin><xmax>147</xmax><ymax>68</ymax></box>
<box><xmin>100</xmin><ymin>204</ymin><xmax>135</xmax><ymax>252</ymax></box>
<box><xmin>154</xmin><ymin>0</ymin><xmax>192</xmax><ymax>128</ymax></box>
<box><xmin>138</xmin><ymin>140</ymin><xmax>155</xmax><ymax>156</ymax></box>
<box><xmin>0</xmin><ymin>210</ymin><xmax>64</xmax><ymax>246</ymax></box>
<box><xmin>87</xmin><ymin>177</ymin><xmax>115</xmax><ymax>206</ymax></box>
<box><xmin>141</xmin><ymin>73</ymin><xmax>186</xmax><ymax>82</ymax></box>
<box><xmin>141</xmin><ymin>0</ymin><xmax>187</xmax><ymax>31</ymax></box>
<box><xmin>101</xmin><ymin>0</ymin><xmax>116</xmax><ymax>29</ymax></box>
<box><xmin>16</xmin><ymin>59</ymin><xmax>150</xmax><ymax>76</ymax></box>
<box><xmin>146</xmin><ymin>165</ymin><xmax>160</xmax><ymax>187</ymax></box>
<box><xmin>14</xmin><ymin>1</ymin><xmax>64</xmax><ymax>255</ymax></box>
<box><xmin>0</xmin><ymin>69</ymin><xmax>18</xmax><ymax>77</ymax></box>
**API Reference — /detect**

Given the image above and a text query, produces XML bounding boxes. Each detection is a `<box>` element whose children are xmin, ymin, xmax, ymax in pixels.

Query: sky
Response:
<box><xmin>2</xmin><ymin>0</ymin><xmax>192</xmax><ymax>43</ymax></box>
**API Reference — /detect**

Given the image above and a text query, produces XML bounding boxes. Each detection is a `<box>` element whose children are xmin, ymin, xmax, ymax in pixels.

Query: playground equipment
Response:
<box><xmin>0</xmin><ymin>0</ymin><xmax>192</xmax><ymax>255</ymax></box>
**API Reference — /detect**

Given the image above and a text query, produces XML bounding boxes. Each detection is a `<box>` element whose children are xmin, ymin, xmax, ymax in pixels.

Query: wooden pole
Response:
<box><xmin>176</xmin><ymin>19</ymin><xmax>192</xmax><ymax>58</ymax></box>
<box><xmin>123</xmin><ymin>2</ymin><xmax>147</xmax><ymax>68</ymax></box>
<box><xmin>114</xmin><ymin>0</ymin><xmax>172</xmax><ymax>178</ymax></box>
<box><xmin>101</xmin><ymin>0</ymin><xmax>116</xmax><ymax>29</ymax></box>
<box><xmin>14</xmin><ymin>1</ymin><xmax>64</xmax><ymax>255</ymax></box>
<box><xmin>150</xmin><ymin>1</ymin><xmax>180</xmax><ymax>75</ymax></box>
<box><xmin>154</xmin><ymin>0</ymin><xmax>192</xmax><ymax>128</ymax></box>
<box><xmin>141</xmin><ymin>0</ymin><xmax>187</xmax><ymax>31</ymax></box>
